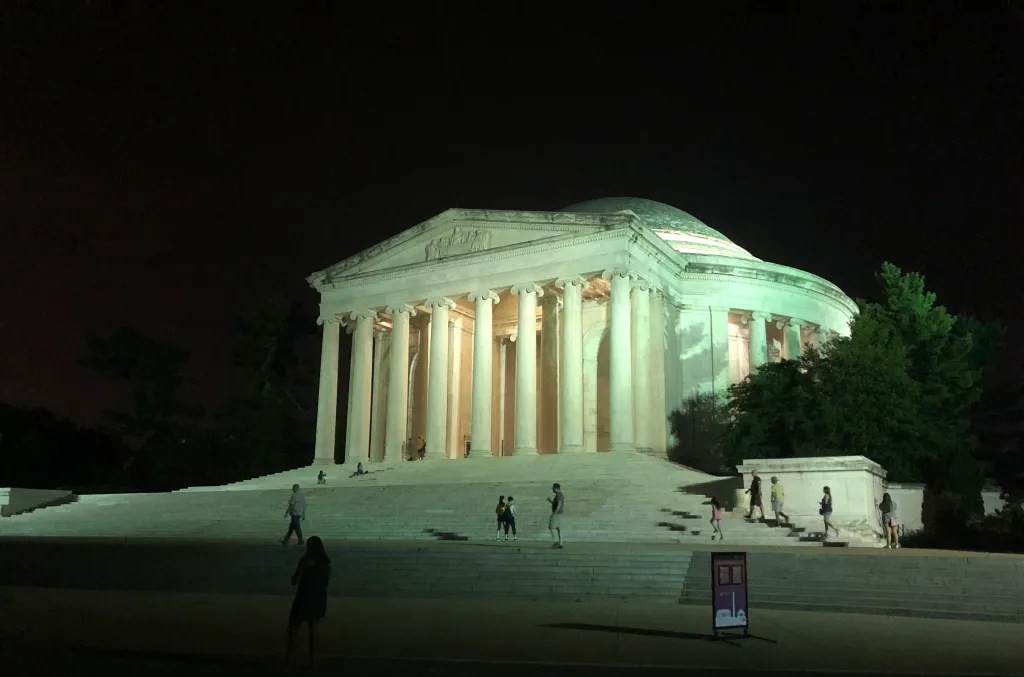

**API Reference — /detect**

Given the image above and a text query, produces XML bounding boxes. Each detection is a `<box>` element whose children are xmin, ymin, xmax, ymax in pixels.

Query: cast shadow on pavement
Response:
<box><xmin>542</xmin><ymin>623</ymin><xmax>744</xmax><ymax>647</ymax></box>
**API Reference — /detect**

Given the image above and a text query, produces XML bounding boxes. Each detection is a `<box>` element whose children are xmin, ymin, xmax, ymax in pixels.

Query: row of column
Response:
<box><xmin>313</xmin><ymin>269</ymin><xmax>649</xmax><ymax>465</ymax></box>
<box><xmin>746</xmin><ymin>312</ymin><xmax>814</xmax><ymax>370</ymax></box>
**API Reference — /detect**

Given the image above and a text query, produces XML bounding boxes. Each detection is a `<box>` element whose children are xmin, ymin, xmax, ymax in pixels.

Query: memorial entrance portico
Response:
<box><xmin>307</xmin><ymin>198</ymin><xmax>857</xmax><ymax>466</ymax></box>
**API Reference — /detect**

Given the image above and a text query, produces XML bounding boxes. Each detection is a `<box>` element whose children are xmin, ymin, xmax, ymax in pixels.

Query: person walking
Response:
<box><xmin>282</xmin><ymin>484</ymin><xmax>306</xmax><ymax>546</ymax></box>
<box><xmin>745</xmin><ymin>471</ymin><xmax>764</xmax><ymax>521</ymax></box>
<box><xmin>503</xmin><ymin>496</ymin><xmax>518</xmax><ymax>541</ymax></box>
<box><xmin>710</xmin><ymin>496</ymin><xmax>725</xmax><ymax>541</ymax></box>
<box><xmin>548</xmin><ymin>483</ymin><xmax>565</xmax><ymax>549</ymax></box>
<box><xmin>285</xmin><ymin>536</ymin><xmax>331</xmax><ymax>671</ymax></box>
<box><xmin>770</xmin><ymin>476</ymin><xmax>790</xmax><ymax>526</ymax></box>
<box><xmin>878</xmin><ymin>493</ymin><xmax>900</xmax><ymax>548</ymax></box>
<box><xmin>495</xmin><ymin>495</ymin><xmax>507</xmax><ymax>541</ymax></box>
<box><xmin>820</xmin><ymin>486</ymin><xmax>840</xmax><ymax>540</ymax></box>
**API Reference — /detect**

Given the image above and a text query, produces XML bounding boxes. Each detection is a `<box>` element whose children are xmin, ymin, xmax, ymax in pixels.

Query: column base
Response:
<box><xmin>557</xmin><ymin>444</ymin><xmax>584</xmax><ymax>454</ymax></box>
<box><xmin>512</xmin><ymin>447</ymin><xmax>537</xmax><ymax>455</ymax></box>
<box><xmin>465</xmin><ymin>450</ymin><xmax>493</xmax><ymax>459</ymax></box>
<box><xmin>609</xmin><ymin>444</ymin><xmax>635</xmax><ymax>452</ymax></box>
<box><xmin>311</xmin><ymin>457</ymin><xmax>335</xmax><ymax>466</ymax></box>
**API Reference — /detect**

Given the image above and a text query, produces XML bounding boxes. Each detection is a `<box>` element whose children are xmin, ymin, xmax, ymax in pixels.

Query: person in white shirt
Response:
<box><xmin>282</xmin><ymin>484</ymin><xmax>307</xmax><ymax>546</ymax></box>
<box><xmin>502</xmin><ymin>496</ymin><xmax>518</xmax><ymax>541</ymax></box>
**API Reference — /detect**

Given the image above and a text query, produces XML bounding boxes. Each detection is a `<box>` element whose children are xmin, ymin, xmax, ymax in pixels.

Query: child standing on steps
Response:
<box><xmin>710</xmin><ymin>497</ymin><xmax>724</xmax><ymax>541</ymax></box>
<box><xmin>495</xmin><ymin>495</ymin><xmax>507</xmax><ymax>541</ymax></box>
<box><xmin>503</xmin><ymin>496</ymin><xmax>518</xmax><ymax>541</ymax></box>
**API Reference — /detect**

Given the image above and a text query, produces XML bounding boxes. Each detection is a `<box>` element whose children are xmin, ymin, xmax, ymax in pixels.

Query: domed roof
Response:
<box><xmin>560</xmin><ymin>197</ymin><xmax>756</xmax><ymax>260</ymax></box>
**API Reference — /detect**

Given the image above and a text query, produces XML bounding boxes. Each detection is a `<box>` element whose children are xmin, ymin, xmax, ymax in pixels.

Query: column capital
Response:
<box><xmin>749</xmin><ymin>310</ymin><xmax>773</xmax><ymax>322</ymax></box>
<box><xmin>349</xmin><ymin>310</ymin><xmax>378</xmax><ymax>323</ymax></box>
<box><xmin>776</xmin><ymin>316</ymin><xmax>806</xmax><ymax>330</ymax></box>
<box><xmin>467</xmin><ymin>289</ymin><xmax>500</xmax><ymax>304</ymax></box>
<box><xmin>511</xmin><ymin>283</ymin><xmax>544</xmax><ymax>297</ymax></box>
<box><xmin>632</xmin><ymin>276</ymin><xmax>652</xmax><ymax>292</ymax></box>
<box><xmin>600</xmin><ymin>268</ymin><xmax>632</xmax><ymax>281</ymax></box>
<box><xmin>317</xmin><ymin>313</ymin><xmax>344</xmax><ymax>326</ymax></box>
<box><xmin>385</xmin><ymin>303</ymin><xmax>417</xmax><ymax>317</ymax></box>
<box><xmin>424</xmin><ymin>297</ymin><xmax>456</xmax><ymax>310</ymax></box>
<box><xmin>555</xmin><ymin>275</ymin><xmax>590</xmax><ymax>290</ymax></box>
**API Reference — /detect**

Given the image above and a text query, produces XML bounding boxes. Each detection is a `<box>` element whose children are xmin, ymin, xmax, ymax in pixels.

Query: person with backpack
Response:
<box><xmin>494</xmin><ymin>495</ymin><xmax>507</xmax><ymax>541</ymax></box>
<box><xmin>502</xmin><ymin>496</ymin><xmax>518</xmax><ymax>541</ymax></box>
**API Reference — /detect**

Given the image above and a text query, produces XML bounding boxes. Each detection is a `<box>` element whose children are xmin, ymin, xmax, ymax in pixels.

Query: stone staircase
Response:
<box><xmin>0</xmin><ymin>453</ymin><xmax>868</xmax><ymax>547</ymax></box>
<box><xmin>679</xmin><ymin>549</ymin><xmax>1024</xmax><ymax>623</ymax></box>
<box><xmin>3</xmin><ymin>537</ymin><xmax>1021</xmax><ymax>623</ymax></box>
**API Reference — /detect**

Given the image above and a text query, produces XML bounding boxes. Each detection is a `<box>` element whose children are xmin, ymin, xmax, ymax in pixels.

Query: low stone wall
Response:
<box><xmin>734</xmin><ymin>457</ymin><xmax>1008</xmax><ymax>536</ymax></box>
<box><xmin>736</xmin><ymin>456</ymin><xmax>887</xmax><ymax>537</ymax></box>
<box><xmin>0</xmin><ymin>488</ymin><xmax>76</xmax><ymax>517</ymax></box>
<box><xmin>885</xmin><ymin>483</ymin><xmax>1005</xmax><ymax>532</ymax></box>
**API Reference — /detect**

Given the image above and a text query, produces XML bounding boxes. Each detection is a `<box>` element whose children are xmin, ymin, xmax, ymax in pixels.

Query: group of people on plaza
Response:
<box><xmin>492</xmin><ymin>483</ymin><xmax>567</xmax><ymax>548</ymax></box>
<box><xmin>734</xmin><ymin>471</ymin><xmax>902</xmax><ymax>548</ymax></box>
<box><xmin>276</xmin><ymin>480</ymin><xmax>567</xmax><ymax>670</ymax></box>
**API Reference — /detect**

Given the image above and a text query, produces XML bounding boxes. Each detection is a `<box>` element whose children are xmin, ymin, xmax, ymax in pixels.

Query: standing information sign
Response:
<box><xmin>711</xmin><ymin>551</ymin><xmax>749</xmax><ymax>637</ymax></box>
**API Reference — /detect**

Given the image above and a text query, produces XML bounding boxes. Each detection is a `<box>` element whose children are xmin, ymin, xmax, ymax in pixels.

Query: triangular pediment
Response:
<box><xmin>309</xmin><ymin>208</ymin><xmax>636</xmax><ymax>286</ymax></box>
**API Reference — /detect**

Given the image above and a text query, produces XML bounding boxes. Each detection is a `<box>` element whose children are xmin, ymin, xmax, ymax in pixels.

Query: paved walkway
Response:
<box><xmin>1</xmin><ymin>588</ymin><xmax>1018</xmax><ymax>675</ymax></box>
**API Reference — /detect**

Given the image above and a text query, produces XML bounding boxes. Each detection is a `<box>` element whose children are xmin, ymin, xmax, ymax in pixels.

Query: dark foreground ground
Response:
<box><xmin>1</xmin><ymin>538</ymin><xmax>1020</xmax><ymax>675</ymax></box>
<box><xmin>0</xmin><ymin>650</ymin><xmax>1005</xmax><ymax>677</ymax></box>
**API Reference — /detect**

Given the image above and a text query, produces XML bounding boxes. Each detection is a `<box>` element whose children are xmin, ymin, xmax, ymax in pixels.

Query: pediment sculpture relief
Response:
<box><xmin>424</xmin><ymin>229</ymin><xmax>492</xmax><ymax>261</ymax></box>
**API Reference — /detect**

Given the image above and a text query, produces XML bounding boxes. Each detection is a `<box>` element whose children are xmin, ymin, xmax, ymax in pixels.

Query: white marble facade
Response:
<box><xmin>307</xmin><ymin>198</ymin><xmax>857</xmax><ymax>465</ymax></box>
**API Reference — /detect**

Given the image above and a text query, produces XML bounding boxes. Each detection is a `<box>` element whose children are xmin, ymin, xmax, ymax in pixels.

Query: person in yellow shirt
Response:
<box><xmin>770</xmin><ymin>476</ymin><xmax>790</xmax><ymax>526</ymax></box>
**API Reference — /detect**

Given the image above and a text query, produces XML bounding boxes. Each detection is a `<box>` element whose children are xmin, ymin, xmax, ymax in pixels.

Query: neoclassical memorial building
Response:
<box><xmin>307</xmin><ymin>197</ymin><xmax>857</xmax><ymax>464</ymax></box>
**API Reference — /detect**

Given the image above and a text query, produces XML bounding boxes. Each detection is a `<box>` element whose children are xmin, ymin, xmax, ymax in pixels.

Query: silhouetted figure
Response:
<box><xmin>286</xmin><ymin>536</ymin><xmax>331</xmax><ymax>671</ymax></box>
<box><xmin>316</xmin><ymin>470</ymin><xmax>326</xmax><ymax>485</ymax></box>
<box><xmin>416</xmin><ymin>436</ymin><xmax>426</xmax><ymax>460</ymax></box>
<box><xmin>350</xmin><ymin>462</ymin><xmax>367</xmax><ymax>477</ymax></box>
<box><xmin>745</xmin><ymin>471</ymin><xmax>764</xmax><ymax>520</ymax></box>
<box><xmin>281</xmin><ymin>484</ymin><xmax>306</xmax><ymax>546</ymax></box>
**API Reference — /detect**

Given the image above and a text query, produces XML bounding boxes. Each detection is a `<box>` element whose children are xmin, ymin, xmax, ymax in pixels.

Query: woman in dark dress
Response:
<box><xmin>286</xmin><ymin>536</ymin><xmax>331</xmax><ymax>670</ymax></box>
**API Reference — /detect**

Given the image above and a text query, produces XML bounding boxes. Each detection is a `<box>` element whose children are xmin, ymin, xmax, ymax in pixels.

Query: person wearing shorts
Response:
<box><xmin>770</xmin><ymin>476</ymin><xmax>790</xmax><ymax>526</ymax></box>
<box><xmin>547</xmin><ymin>483</ymin><xmax>564</xmax><ymax>549</ymax></box>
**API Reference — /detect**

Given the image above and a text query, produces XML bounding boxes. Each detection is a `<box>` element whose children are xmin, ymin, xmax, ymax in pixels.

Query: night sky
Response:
<box><xmin>2</xmin><ymin>4</ymin><xmax>1022</xmax><ymax>425</ymax></box>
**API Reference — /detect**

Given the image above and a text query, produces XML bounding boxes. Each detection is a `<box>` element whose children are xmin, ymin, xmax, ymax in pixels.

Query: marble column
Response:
<box><xmin>539</xmin><ymin>294</ymin><xmax>560</xmax><ymax>453</ymax></box>
<box><xmin>468</xmin><ymin>290</ymin><xmax>499</xmax><ymax>457</ymax></box>
<box><xmin>346</xmin><ymin>310</ymin><xmax>376</xmax><ymax>465</ymax></box>
<box><xmin>748</xmin><ymin>311</ymin><xmax>771</xmax><ymax>370</ymax></box>
<box><xmin>783</xmin><ymin>317</ymin><xmax>805</xmax><ymax>360</ymax></box>
<box><xmin>511</xmin><ymin>283</ymin><xmax>543</xmax><ymax>455</ymax></box>
<box><xmin>424</xmin><ymin>297</ymin><xmax>454</xmax><ymax>460</ymax></box>
<box><xmin>344</xmin><ymin>321</ymin><xmax>355</xmax><ymax>456</ymax></box>
<box><xmin>384</xmin><ymin>304</ymin><xmax>415</xmax><ymax>463</ymax></box>
<box><xmin>369</xmin><ymin>329</ymin><xmax>388</xmax><ymax>461</ymax></box>
<box><xmin>604</xmin><ymin>269</ymin><xmax>634</xmax><ymax>452</ymax></box>
<box><xmin>498</xmin><ymin>338</ymin><xmax>508</xmax><ymax>456</ymax></box>
<box><xmin>446</xmin><ymin>318</ymin><xmax>461</xmax><ymax>458</ymax></box>
<box><xmin>556</xmin><ymin>276</ymin><xmax>587</xmax><ymax>453</ymax></box>
<box><xmin>632</xmin><ymin>279</ymin><xmax>652</xmax><ymax>452</ymax></box>
<box><xmin>313</xmin><ymin>316</ymin><xmax>341</xmax><ymax>464</ymax></box>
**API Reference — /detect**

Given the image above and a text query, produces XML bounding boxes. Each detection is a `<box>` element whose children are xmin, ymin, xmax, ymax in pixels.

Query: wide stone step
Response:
<box><xmin>678</xmin><ymin>595</ymin><xmax>1022</xmax><ymax>623</ymax></box>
